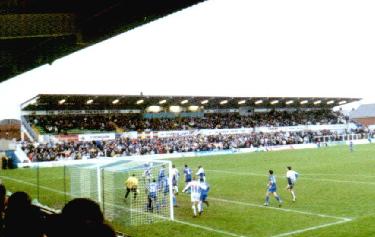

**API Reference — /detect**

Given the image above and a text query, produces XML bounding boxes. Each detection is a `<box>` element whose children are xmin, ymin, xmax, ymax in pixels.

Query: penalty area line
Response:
<box><xmin>271</xmin><ymin>218</ymin><xmax>352</xmax><ymax>237</ymax></box>
<box><xmin>173</xmin><ymin>219</ymin><xmax>247</xmax><ymax>237</ymax></box>
<box><xmin>210</xmin><ymin>197</ymin><xmax>352</xmax><ymax>221</ymax></box>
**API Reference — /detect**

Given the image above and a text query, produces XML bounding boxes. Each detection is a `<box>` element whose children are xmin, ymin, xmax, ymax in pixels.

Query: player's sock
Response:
<box><xmin>198</xmin><ymin>202</ymin><xmax>202</xmax><ymax>213</ymax></box>
<box><xmin>265</xmin><ymin>196</ymin><xmax>270</xmax><ymax>205</ymax></box>
<box><xmin>275</xmin><ymin>196</ymin><xmax>282</xmax><ymax>203</ymax></box>
<box><xmin>291</xmin><ymin>191</ymin><xmax>296</xmax><ymax>201</ymax></box>
<box><xmin>204</xmin><ymin>200</ymin><xmax>209</xmax><ymax>207</ymax></box>
<box><xmin>192</xmin><ymin>205</ymin><xmax>197</xmax><ymax>216</ymax></box>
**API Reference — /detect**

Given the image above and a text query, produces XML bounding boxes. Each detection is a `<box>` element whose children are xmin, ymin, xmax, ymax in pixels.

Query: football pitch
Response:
<box><xmin>1</xmin><ymin>144</ymin><xmax>375</xmax><ymax>237</ymax></box>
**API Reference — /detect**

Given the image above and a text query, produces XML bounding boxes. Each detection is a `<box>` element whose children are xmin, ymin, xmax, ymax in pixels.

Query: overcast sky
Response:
<box><xmin>1</xmin><ymin>0</ymin><xmax>375</xmax><ymax>119</ymax></box>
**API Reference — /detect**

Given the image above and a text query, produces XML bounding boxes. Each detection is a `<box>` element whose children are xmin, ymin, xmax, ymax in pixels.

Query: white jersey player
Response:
<box><xmin>286</xmin><ymin>166</ymin><xmax>299</xmax><ymax>202</ymax></box>
<box><xmin>196</xmin><ymin>165</ymin><xmax>206</xmax><ymax>182</ymax></box>
<box><xmin>171</xmin><ymin>164</ymin><xmax>180</xmax><ymax>193</ymax></box>
<box><xmin>182</xmin><ymin>176</ymin><xmax>205</xmax><ymax>217</ymax></box>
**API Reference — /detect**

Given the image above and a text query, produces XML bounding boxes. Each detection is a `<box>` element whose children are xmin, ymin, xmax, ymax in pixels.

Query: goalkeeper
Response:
<box><xmin>124</xmin><ymin>174</ymin><xmax>139</xmax><ymax>200</ymax></box>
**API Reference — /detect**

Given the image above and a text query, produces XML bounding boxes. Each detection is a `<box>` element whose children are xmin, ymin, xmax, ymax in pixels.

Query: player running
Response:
<box><xmin>182</xmin><ymin>176</ymin><xmax>204</xmax><ymax>217</ymax></box>
<box><xmin>147</xmin><ymin>179</ymin><xmax>158</xmax><ymax>212</ymax></box>
<box><xmin>199</xmin><ymin>178</ymin><xmax>210</xmax><ymax>212</ymax></box>
<box><xmin>349</xmin><ymin>140</ymin><xmax>354</xmax><ymax>152</ymax></box>
<box><xmin>264</xmin><ymin>170</ymin><xmax>282</xmax><ymax>207</ymax></box>
<box><xmin>286</xmin><ymin>166</ymin><xmax>299</xmax><ymax>202</ymax></box>
<box><xmin>184</xmin><ymin>165</ymin><xmax>192</xmax><ymax>185</ymax></box>
<box><xmin>196</xmin><ymin>165</ymin><xmax>206</xmax><ymax>182</ymax></box>
<box><xmin>171</xmin><ymin>164</ymin><xmax>180</xmax><ymax>194</ymax></box>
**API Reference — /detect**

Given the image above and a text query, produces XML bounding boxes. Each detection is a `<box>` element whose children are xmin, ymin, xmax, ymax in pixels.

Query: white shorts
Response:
<box><xmin>191</xmin><ymin>193</ymin><xmax>200</xmax><ymax>202</ymax></box>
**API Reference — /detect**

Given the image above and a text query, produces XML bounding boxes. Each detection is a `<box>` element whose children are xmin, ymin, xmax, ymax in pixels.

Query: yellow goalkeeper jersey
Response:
<box><xmin>125</xmin><ymin>176</ymin><xmax>139</xmax><ymax>189</ymax></box>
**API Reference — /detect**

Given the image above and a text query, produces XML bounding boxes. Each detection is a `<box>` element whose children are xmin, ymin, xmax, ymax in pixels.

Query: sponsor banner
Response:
<box><xmin>56</xmin><ymin>134</ymin><xmax>79</xmax><ymax>142</ymax></box>
<box><xmin>255</xmin><ymin>124</ymin><xmax>349</xmax><ymax>133</ymax></box>
<box><xmin>78</xmin><ymin>133</ymin><xmax>115</xmax><ymax>141</ymax></box>
<box><xmin>38</xmin><ymin>134</ymin><xmax>79</xmax><ymax>143</ymax></box>
<box><xmin>121</xmin><ymin>132</ymin><xmax>138</xmax><ymax>139</ymax></box>
<box><xmin>198</xmin><ymin>128</ymin><xmax>254</xmax><ymax>136</ymax></box>
<box><xmin>22</xmin><ymin>109</ymin><xmax>141</xmax><ymax>116</ymax></box>
<box><xmin>204</xmin><ymin>109</ymin><xmax>239</xmax><ymax>113</ymax></box>
<box><xmin>157</xmin><ymin>130</ymin><xmax>196</xmax><ymax>138</ymax></box>
<box><xmin>157</xmin><ymin>128</ymin><xmax>254</xmax><ymax>138</ymax></box>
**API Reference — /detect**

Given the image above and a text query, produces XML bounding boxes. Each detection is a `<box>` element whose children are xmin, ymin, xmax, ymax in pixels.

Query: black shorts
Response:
<box><xmin>127</xmin><ymin>187</ymin><xmax>137</xmax><ymax>192</ymax></box>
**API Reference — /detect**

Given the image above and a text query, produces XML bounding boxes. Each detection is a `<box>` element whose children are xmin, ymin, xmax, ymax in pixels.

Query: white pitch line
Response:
<box><xmin>173</xmin><ymin>219</ymin><xmax>247</xmax><ymax>237</ymax></box>
<box><xmin>0</xmin><ymin>175</ymin><xmax>67</xmax><ymax>195</ymax></box>
<box><xmin>271</xmin><ymin>219</ymin><xmax>351</xmax><ymax>237</ymax></box>
<box><xmin>206</xmin><ymin>169</ymin><xmax>375</xmax><ymax>185</ymax></box>
<box><xmin>210</xmin><ymin>197</ymin><xmax>351</xmax><ymax>221</ymax></box>
<box><xmin>302</xmin><ymin>173</ymin><xmax>375</xmax><ymax>178</ymax></box>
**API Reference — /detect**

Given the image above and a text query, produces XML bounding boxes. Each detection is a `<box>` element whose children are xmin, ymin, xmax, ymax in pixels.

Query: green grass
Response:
<box><xmin>1</xmin><ymin>144</ymin><xmax>375</xmax><ymax>236</ymax></box>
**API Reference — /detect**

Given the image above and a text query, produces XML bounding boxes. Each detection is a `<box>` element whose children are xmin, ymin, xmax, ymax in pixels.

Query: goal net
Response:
<box><xmin>68</xmin><ymin>158</ymin><xmax>174</xmax><ymax>227</ymax></box>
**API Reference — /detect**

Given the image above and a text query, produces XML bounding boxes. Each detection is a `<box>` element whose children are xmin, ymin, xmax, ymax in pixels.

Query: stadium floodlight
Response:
<box><xmin>201</xmin><ymin>100</ymin><xmax>209</xmax><ymax>104</ymax></box>
<box><xmin>112</xmin><ymin>99</ymin><xmax>119</xmax><ymax>104</ymax></box>
<box><xmin>136</xmin><ymin>99</ymin><xmax>144</xmax><ymax>105</ymax></box>
<box><xmin>300</xmin><ymin>100</ymin><xmax>308</xmax><ymax>104</ymax></box>
<box><xmin>270</xmin><ymin>100</ymin><xmax>279</xmax><ymax>105</ymax></box>
<box><xmin>58</xmin><ymin>99</ymin><xmax>66</xmax><ymax>105</ymax></box>
<box><xmin>238</xmin><ymin>100</ymin><xmax>246</xmax><ymax>105</ymax></box>
<box><xmin>170</xmin><ymin>106</ymin><xmax>181</xmax><ymax>113</ymax></box>
<box><xmin>159</xmin><ymin>100</ymin><xmax>167</xmax><ymax>104</ymax></box>
<box><xmin>286</xmin><ymin>100</ymin><xmax>294</xmax><ymax>105</ymax></box>
<box><xmin>86</xmin><ymin>99</ymin><xmax>93</xmax><ymax>104</ymax></box>
<box><xmin>181</xmin><ymin>100</ymin><xmax>188</xmax><ymax>104</ymax></box>
<box><xmin>327</xmin><ymin>100</ymin><xmax>335</xmax><ymax>105</ymax></box>
<box><xmin>220</xmin><ymin>100</ymin><xmax>228</xmax><ymax>105</ymax></box>
<box><xmin>147</xmin><ymin>106</ymin><xmax>161</xmax><ymax>113</ymax></box>
<box><xmin>314</xmin><ymin>100</ymin><xmax>321</xmax><ymax>105</ymax></box>
<box><xmin>339</xmin><ymin>100</ymin><xmax>347</xmax><ymax>105</ymax></box>
<box><xmin>188</xmin><ymin>105</ymin><xmax>199</xmax><ymax>111</ymax></box>
<box><xmin>255</xmin><ymin>100</ymin><xmax>263</xmax><ymax>104</ymax></box>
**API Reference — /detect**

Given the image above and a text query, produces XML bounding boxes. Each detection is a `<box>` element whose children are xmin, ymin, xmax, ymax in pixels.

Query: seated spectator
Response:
<box><xmin>2</xmin><ymin>191</ymin><xmax>43</xmax><ymax>237</ymax></box>
<box><xmin>48</xmin><ymin>198</ymin><xmax>115</xmax><ymax>237</ymax></box>
<box><xmin>0</xmin><ymin>183</ymin><xmax>7</xmax><ymax>233</ymax></box>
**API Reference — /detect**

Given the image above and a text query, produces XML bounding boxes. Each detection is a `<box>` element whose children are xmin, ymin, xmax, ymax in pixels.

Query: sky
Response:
<box><xmin>1</xmin><ymin>0</ymin><xmax>375</xmax><ymax>119</ymax></box>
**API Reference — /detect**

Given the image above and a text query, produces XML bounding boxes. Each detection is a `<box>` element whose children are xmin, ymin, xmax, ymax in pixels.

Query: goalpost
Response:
<box><xmin>67</xmin><ymin>158</ymin><xmax>174</xmax><ymax>226</ymax></box>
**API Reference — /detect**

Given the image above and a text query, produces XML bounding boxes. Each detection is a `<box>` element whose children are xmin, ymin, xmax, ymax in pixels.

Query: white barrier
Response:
<box><xmin>17</xmin><ymin>139</ymin><xmax>370</xmax><ymax>168</ymax></box>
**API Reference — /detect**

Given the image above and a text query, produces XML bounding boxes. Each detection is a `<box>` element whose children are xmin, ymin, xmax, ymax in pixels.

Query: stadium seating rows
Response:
<box><xmin>26</xmin><ymin>110</ymin><xmax>348</xmax><ymax>134</ymax></box>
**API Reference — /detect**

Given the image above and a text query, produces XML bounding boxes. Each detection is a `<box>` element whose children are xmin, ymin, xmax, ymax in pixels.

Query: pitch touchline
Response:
<box><xmin>206</xmin><ymin>169</ymin><xmax>375</xmax><ymax>185</ymax></box>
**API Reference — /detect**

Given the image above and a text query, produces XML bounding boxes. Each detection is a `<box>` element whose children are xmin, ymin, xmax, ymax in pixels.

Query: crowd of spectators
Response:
<box><xmin>20</xmin><ymin>129</ymin><xmax>359</xmax><ymax>162</ymax></box>
<box><xmin>0</xmin><ymin>183</ymin><xmax>116</xmax><ymax>237</ymax></box>
<box><xmin>26</xmin><ymin>109</ymin><xmax>348</xmax><ymax>134</ymax></box>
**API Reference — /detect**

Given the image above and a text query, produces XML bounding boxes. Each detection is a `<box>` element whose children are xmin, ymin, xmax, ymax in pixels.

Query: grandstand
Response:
<box><xmin>15</xmin><ymin>94</ymin><xmax>365</xmax><ymax>163</ymax></box>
